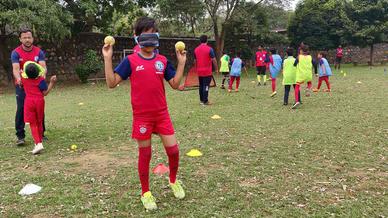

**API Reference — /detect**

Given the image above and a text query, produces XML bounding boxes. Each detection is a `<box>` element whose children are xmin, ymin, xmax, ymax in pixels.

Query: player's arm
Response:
<box><xmin>102</xmin><ymin>44</ymin><xmax>123</xmax><ymax>88</ymax></box>
<box><xmin>42</xmin><ymin>76</ymin><xmax>57</xmax><ymax>96</ymax></box>
<box><xmin>11</xmin><ymin>51</ymin><xmax>21</xmax><ymax>85</ymax></box>
<box><xmin>38</xmin><ymin>50</ymin><xmax>47</xmax><ymax>78</ymax></box>
<box><xmin>210</xmin><ymin>48</ymin><xmax>218</xmax><ymax>74</ymax></box>
<box><xmin>168</xmin><ymin>50</ymin><xmax>187</xmax><ymax>89</ymax></box>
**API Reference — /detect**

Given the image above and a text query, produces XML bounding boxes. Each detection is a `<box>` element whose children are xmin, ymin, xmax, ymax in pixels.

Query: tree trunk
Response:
<box><xmin>369</xmin><ymin>44</ymin><xmax>374</xmax><ymax>66</ymax></box>
<box><xmin>0</xmin><ymin>36</ymin><xmax>12</xmax><ymax>86</ymax></box>
<box><xmin>213</xmin><ymin>23</ymin><xmax>226</xmax><ymax>67</ymax></box>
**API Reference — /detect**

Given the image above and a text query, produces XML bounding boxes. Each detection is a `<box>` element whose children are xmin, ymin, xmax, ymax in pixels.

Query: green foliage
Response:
<box><xmin>154</xmin><ymin>0</ymin><xmax>205</xmax><ymax>37</ymax></box>
<box><xmin>74</xmin><ymin>50</ymin><xmax>102</xmax><ymax>83</ymax></box>
<box><xmin>62</xmin><ymin>0</ymin><xmax>145</xmax><ymax>34</ymax></box>
<box><xmin>224</xmin><ymin>2</ymin><xmax>290</xmax><ymax>55</ymax></box>
<box><xmin>344</xmin><ymin>0</ymin><xmax>388</xmax><ymax>47</ymax></box>
<box><xmin>1</xmin><ymin>66</ymin><xmax>388</xmax><ymax>217</ymax></box>
<box><xmin>0</xmin><ymin>0</ymin><xmax>73</xmax><ymax>40</ymax></box>
<box><xmin>288</xmin><ymin>0</ymin><xmax>349</xmax><ymax>50</ymax></box>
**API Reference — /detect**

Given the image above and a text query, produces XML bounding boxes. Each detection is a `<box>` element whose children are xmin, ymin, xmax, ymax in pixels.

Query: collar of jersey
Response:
<box><xmin>137</xmin><ymin>52</ymin><xmax>156</xmax><ymax>60</ymax></box>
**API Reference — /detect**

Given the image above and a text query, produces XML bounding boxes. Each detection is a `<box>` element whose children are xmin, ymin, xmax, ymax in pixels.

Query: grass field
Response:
<box><xmin>0</xmin><ymin>65</ymin><xmax>387</xmax><ymax>217</ymax></box>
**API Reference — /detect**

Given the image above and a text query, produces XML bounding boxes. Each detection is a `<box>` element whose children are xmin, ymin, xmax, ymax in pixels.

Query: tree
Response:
<box><xmin>288</xmin><ymin>0</ymin><xmax>349</xmax><ymax>50</ymax></box>
<box><xmin>0</xmin><ymin>0</ymin><xmax>73</xmax><ymax>83</ymax></box>
<box><xmin>204</xmin><ymin>0</ymin><xmax>290</xmax><ymax>60</ymax></box>
<box><xmin>61</xmin><ymin>0</ymin><xmax>144</xmax><ymax>34</ymax></box>
<box><xmin>156</xmin><ymin>0</ymin><xmax>205</xmax><ymax>37</ymax></box>
<box><xmin>345</xmin><ymin>0</ymin><xmax>388</xmax><ymax>65</ymax></box>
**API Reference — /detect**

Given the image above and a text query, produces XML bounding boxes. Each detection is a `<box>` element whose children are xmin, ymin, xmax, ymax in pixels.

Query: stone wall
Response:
<box><xmin>0</xmin><ymin>33</ymin><xmax>214</xmax><ymax>86</ymax></box>
<box><xmin>1</xmin><ymin>32</ymin><xmax>387</xmax><ymax>86</ymax></box>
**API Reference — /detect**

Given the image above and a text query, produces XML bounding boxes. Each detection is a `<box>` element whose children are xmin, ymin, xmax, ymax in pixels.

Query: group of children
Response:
<box><xmin>219</xmin><ymin>52</ymin><xmax>247</xmax><ymax>92</ymax></box>
<box><xmin>17</xmin><ymin>16</ymin><xmax>335</xmax><ymax>211</ymax></box>
<box><xmin>220</xmin><ymin>44</ymin><xmax>333</xmax><ymax>109</ymax></box>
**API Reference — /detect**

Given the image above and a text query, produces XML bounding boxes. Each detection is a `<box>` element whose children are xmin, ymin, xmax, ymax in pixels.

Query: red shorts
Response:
<box><xmin>24</xmin><ymin>97</ymin><xmax>45</xmax><ymax>124</ymax></box>
<box><xmin>132</xmin><ymin>111</ymin><xmax>175</xmax><ymax>140</ymax></box>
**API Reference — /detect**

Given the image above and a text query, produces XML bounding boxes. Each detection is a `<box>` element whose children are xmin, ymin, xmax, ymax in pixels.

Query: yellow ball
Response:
<box><xmin>70</xmin><ymin>144</ymin><xmax>77</xmax><ymax>150</ymax></box>
<box><xmin>175</xmin><ymin>41</ymin><xmax>185</xmax><ymax>51</ymax></box>
<box><xmin>104</xmin><ymin>36</ymin><xmax>115</xmax><ymax>46</ymax></box>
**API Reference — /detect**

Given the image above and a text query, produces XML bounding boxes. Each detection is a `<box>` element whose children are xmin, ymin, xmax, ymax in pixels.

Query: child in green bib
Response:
<box><xmin>219</xmin><ymin>52</ymin><xmax>230</xmax><ymax>89</ymax></box>
<box><xmin>292</xmin><ymin>44</ymin><xmax>313</xmax><ymax>109</ymax></box>
<box><xmin>282</xmin><ymin>48</ymin><xmax>300</xmax><ymax>105</ymax></box>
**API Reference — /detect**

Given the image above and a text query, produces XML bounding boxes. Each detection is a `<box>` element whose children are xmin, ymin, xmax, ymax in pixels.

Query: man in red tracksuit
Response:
<box><xmin>11</xmin><ymin>28</ymin><xmax>47</xmax><ymax>146</ymax></box>
<box><xmin>194</xmin><ymin>35</ymin><xmax>218</xmax><ymax>105</ymax></box>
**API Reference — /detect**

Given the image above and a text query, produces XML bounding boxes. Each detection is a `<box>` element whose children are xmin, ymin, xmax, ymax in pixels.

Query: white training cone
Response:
<box><xmin>19</xmin><ymin>184</ymin><xmax>42</xmax><ymax>196</ymax></box>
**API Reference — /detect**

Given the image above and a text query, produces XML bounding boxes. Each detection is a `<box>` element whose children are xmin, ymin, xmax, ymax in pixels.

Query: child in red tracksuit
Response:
<box><xmin>21</xmin><ymin>61</ymin><xmax>56</xmax><ymax>154</ymax></box>
<box><xmin>102</xmin><ymin>17</ymin><xmax>186</xmax><ymax>210</ymax></box>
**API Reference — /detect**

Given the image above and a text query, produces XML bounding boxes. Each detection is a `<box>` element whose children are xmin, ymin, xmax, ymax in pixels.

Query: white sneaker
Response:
<box><xmin>32</xmin><ymin>143</ymin><xmax>44</xmax><ymax>155</ymax></box>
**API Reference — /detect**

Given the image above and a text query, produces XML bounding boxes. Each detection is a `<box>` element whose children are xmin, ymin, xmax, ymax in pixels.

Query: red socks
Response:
<box><xmin>318</xmin><ymin>76</ymin><xmax>330</xmax><ymax>90</ymax></box>
<box><xmin>138</xmin><ymin>146</ymin><xmax>152</xmax><ymax>195</ymax></box>
<box><xmin>271</xmin><ymin>78</ymin><xmax>276</xmax><ymax>92</ymax></box>
<box><xmin>295</xmin><ymin>84</ymin><xmax>300</xmax><ymax>102</ymax></box>
<box><xmin>236</xmin><ymin>77</ymin><xmax>240</xmax><ymax>89</ymax></box>
<box><xmin>307</xmin><ymin>81</ymin><xmax>312</xmax><ymax>89</ymax></box>
<box><xmin>165</xmin><ymin>144</ymin><xmax>179</xmax><ymax>184</ymax></box>
<box><xmin>30</xmin><ymin>122</ymin><xmax>42</xmax><ymax>144</ymax></box>
<box><xmin>138</xmin><ymin>144</ymin><xmax>180</xmax><ymax>195</ymax></box>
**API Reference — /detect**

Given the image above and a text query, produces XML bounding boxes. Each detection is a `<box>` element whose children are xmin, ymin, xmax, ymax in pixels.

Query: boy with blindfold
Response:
<box><xmin>102</xmin><ymin>17</ymin><xmax>186</xmax><ymax>211</ymax></box>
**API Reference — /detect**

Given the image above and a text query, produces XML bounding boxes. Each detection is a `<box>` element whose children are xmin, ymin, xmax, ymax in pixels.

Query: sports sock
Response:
<box><xmin>271</xmin><ymin>78</ymin><xmax>276</xmax><ymax>92</ymax></box>
<box><xmin>165</xmin><ymin>144</ymin><xmax>179</xmax><ymax>184</ymax></box>
<box><xmin>30</xmin><ymin>122</ymin><xmax>42</xmax><ymax>144</ymax></box>
<box><xmin>138</xmin><ymin>146</ymin><xmax>152</xmax><ymax>195</ymax></box>
<box><xmin>295</xmin><ymin>84</ymin><xmax>300</xmax><ymax>102</ymax></box>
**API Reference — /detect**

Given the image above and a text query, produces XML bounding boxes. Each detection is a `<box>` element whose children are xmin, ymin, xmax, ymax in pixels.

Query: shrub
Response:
<box><xmin>75</xmin><ymin>50</ymin><xmax>103</xmax><ymax>83</ymax></box>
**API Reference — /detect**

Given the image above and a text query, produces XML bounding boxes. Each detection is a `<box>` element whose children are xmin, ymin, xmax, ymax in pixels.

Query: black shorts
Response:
<box><xmin>221</xmin><ymin>72</ymin><xmax>229</xmax><ymax>76</ymax></box>
<box><xmin>336</xmin><ymin>57</ymin><xmax>342</xmax><ymax>63</ymax></box>
<box><xmin>256</xmin><ymin>66</ymin><xmax>266</xmax><ymax>75</ymax></box>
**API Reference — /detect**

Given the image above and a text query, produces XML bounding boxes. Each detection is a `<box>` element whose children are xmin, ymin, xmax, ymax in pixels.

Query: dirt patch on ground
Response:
<box><xmin>59</xmin><ymin>149</ymin><xmax>134</xmax><ymax>176</ymax></box>
<box><xmin>20</xmin><ymin>148</ymin><xmax>135</xmax><ymax>176</ymax></box>
<box><xmin>239</xmin><ymin>177</ymin><xmax>264</xmax><ymax>188</ymax></box>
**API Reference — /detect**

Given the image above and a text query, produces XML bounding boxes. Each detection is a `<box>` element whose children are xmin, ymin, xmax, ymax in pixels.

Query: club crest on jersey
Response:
<box><xmin>154</xmin><ymin>61</ymin><xmax>164</xmax><ymax>73</ymax></box>
<box><xmin>139</xmin><ymin>125</ymin><xmax>147</xmax><ymax>134</ymax></box>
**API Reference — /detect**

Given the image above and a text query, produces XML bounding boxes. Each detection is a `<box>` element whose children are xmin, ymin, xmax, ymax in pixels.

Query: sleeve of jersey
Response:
<box><xmin>114</xmin><ymin>58</ymin><xmax>132</xmax><ymax>80</ymax></box>
<box><xmin>164</xmin><ymin>60</ymin><xmax>176</xmax><ymax>81</ymax></box>
<box><xmin>39</xmin><ymin>79</ymin><xmax>48</xmax><ymax>91</ymax></box>
<box><xmin>11</xmin><ymin>51</ymin><xmax>19</xmax><ymax>64</ymax></box>
<box><xmin>38</xmin><ymin>50</ymin><xmax>46</xmax><ymax>62</ymax></box>
<box><xmin>209</xmin><ymin>49</ymin><xmax>216</xmax><ymax>58</ymax></box>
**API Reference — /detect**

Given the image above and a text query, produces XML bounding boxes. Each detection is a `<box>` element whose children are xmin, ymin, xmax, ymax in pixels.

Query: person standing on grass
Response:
<box><xmin>194</xmin><ymin>35</ymin><xmax>218</xmax><ymax>105</ymax></box>
<box><xmin>219</xmin><ymin>51</ymin><xmax>230</xmax><ymax>89</ymax></box>
<box><xmin>282</xmin><ymin>48</ymin><xmax>300</xmax><ymax>105</ymax></box>
<box><xmin>335</xmin><ymin>45</ymin><xmax>343</xmax><ymax>70</ymax></box>
<box><xmin>11</xmin><ymin>28</ymin><xmax>48</xmax><ymax>146</ymax></box>
<box><xmin>268</xmin><ymin>48</ymin><xmax>282</xmax><ymax>97</ymax></box>
<box><xmin>102</xmin><ymin>17</ymin><xmax>186</xmax><ymax>211</ymax></box>
<box><xmin>313</xmin><ymin>51</ymin><xmax>332</xmax><ymax>92</ymax></box>
<box><xmin>21</xmin><ymin>62</ymin><xmax>56</xmax><ymax>154</ymax></box>
<box><xmin>255</xmin><ymin>45</ymin><xmax>270</xmax><ymax>86</ymax></box>
<box><xmin>228</xmin><ymin>52</ymin><xmax>247</xmax><ymax>93</ymax></box>
<box><xmin>292</xmin><ymin>44</ymin><xmax>313</xmax><ymax>109</ymax></box>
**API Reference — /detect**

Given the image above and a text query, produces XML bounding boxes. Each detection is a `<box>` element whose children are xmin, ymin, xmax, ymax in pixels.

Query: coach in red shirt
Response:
<box><xmin>11</xmin><ymin>28</ymin><xmax>47</xmax><ymax>146</ymax></box>
<box><xmin>194</xmin><ymin>35</ymin><xmax>218</xmax><ymax>105</ymax></box>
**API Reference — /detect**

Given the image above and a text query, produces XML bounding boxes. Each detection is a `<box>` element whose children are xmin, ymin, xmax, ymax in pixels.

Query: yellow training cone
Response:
<box><xmin>78</xmin><ymin>102</ymin><xmax>84</xmax><ymax>105</ymax></box>
<box><xmin>211</xmin><ymin>115</ymin><xmax>221</xmax><ymax>119</ymax></box>
<box><xmin>251</xmin><ymin>81</ymin><xmax>256</xmax><ymax>83</ymax></box>
<box><xmin>357</xmin><ymin>81</ymin><xmax>362</xmax><ymax>84</ymax></box>
<box><xmin>186</xmin><ymin>149</ymin><xmax>203</xmax><ymax>157</ymax></box>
